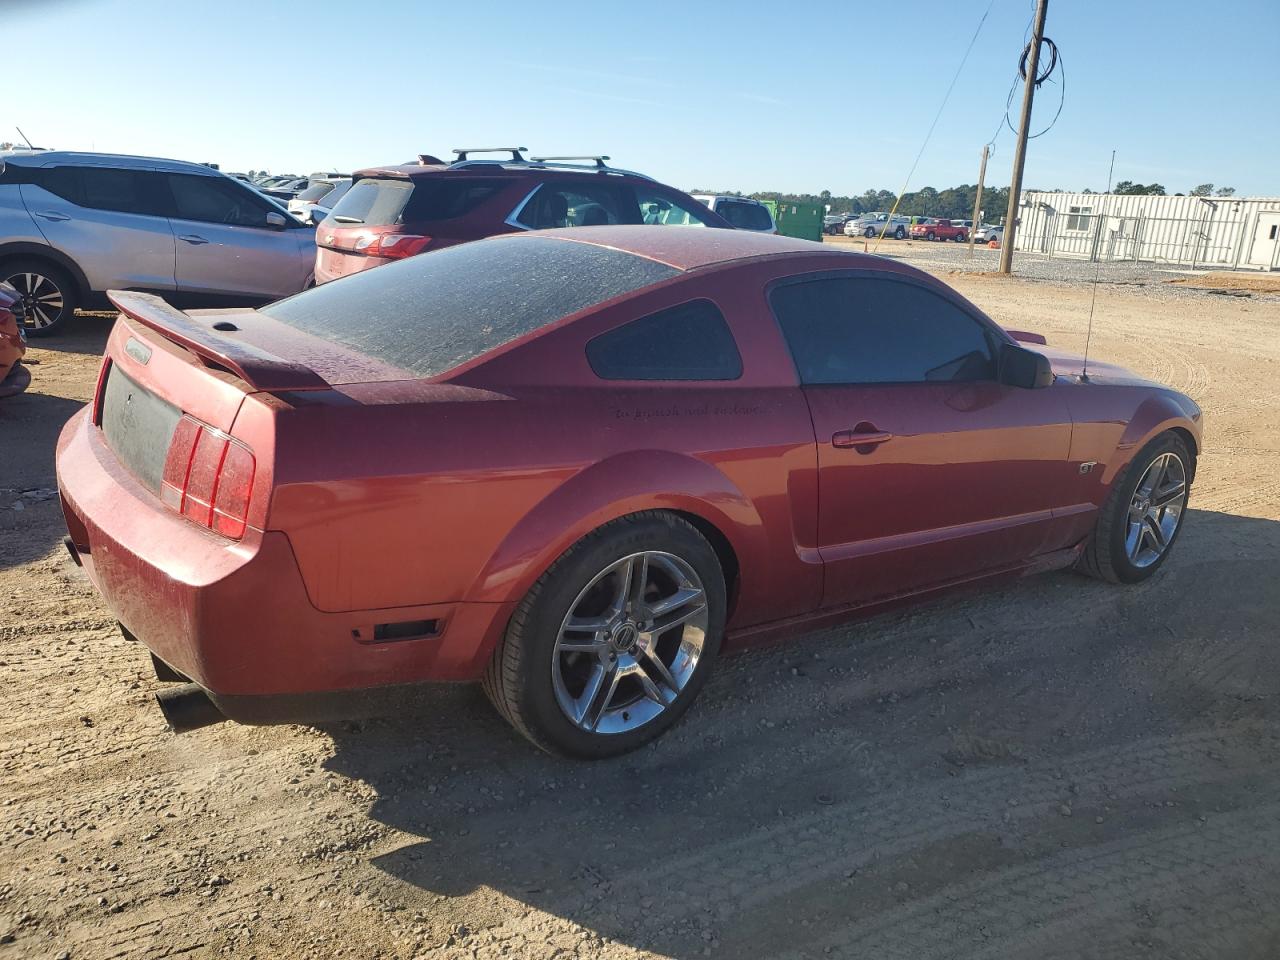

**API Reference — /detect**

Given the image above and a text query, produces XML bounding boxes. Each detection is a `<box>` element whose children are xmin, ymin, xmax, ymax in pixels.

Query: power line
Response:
<box><xmin>871</xmin><ymin>0</ymin><xmax>997</xmax><ymax>251</ymax></box>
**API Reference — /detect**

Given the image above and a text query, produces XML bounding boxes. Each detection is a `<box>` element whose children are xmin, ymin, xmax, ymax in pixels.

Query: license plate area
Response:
<box><xmin>100</xmin><ymin>363</ymin><xmax>182</xmax><ymax>493</ymax></box>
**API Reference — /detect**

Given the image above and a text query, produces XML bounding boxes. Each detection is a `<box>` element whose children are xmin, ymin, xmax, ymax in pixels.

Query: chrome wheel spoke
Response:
<box><xmin>648</xmin><ymin>586</ymin><xmax>703</xmax><ymax>619</ymax></box>
<box><xmin>636</xmin><ymin>666</ymin><xmax>673</xmax><ymax>706</ymax></box>
<box><xmin>641</xmin><ymin>648</ymin><xmax>680</xmax><ymax>701</ymax></box>
<box><xmin>650</xmin><ymin>600</ymin><xmax>707</xmax><ymax>635</ymax></box>
<box><xmin>1152</xmin><ymin>481</ymin><xmax>1185</xmax><ymax>509</ymax></box>
<box><xmin>583</xmin><ymin>666</ymin><xmax>623</xmax><ymax>730</ymax></box>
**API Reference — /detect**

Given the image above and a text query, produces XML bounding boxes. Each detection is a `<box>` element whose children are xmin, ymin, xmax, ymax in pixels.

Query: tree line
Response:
<box><xmin>692</xmin><ymin>181</ymin><xmax>1239</xmax><ymax>222</ymax></box>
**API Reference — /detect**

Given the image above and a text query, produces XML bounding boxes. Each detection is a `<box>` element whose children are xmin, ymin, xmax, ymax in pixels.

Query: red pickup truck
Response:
<box><xmin>910</xmin><ymin>218</ymin><xmax>969</xmax><ymax>242</ymax></box>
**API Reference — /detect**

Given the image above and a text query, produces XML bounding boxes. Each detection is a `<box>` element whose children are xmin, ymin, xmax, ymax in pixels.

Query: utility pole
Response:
<box><xmin>968</xmin><ymin>144</ymin><xmax>989</xmax><ymax>259</ymax></box>
<box><xmin>998</xmin><ymin>0</ymin><xmax>1049</xmax><ymax>274</ymax></box>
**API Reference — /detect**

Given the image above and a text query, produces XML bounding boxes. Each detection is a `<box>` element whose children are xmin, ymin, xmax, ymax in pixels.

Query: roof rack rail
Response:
<box><xmin>529</xmin><ymin>155</ymin><xmax>611</xmax><ymax>169</ymax></box>
<box><xmin>452</xmin><ymin>147</ymin><xmax>527</xmax><ymax>162</ymax></box>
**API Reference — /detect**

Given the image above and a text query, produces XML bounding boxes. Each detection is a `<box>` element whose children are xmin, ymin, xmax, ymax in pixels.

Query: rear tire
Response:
<box><xmin>1</xmin><ymin>259</ymin><xmax>79</xmax><ymax>336</ymax></box>
<box><xmin>483</xmin><ymin>512</ymin><xmax>726</xmax><ymax>759</ymax></box>
<box><xmin>894</xmin><ymin>227</ymin><xmax>906</xmax><ymax>239</ymax></box>
<box><xmin>1077</xmin><ymin>432</ymin><xmax>1193</xmax><ymax>584</ymax></box>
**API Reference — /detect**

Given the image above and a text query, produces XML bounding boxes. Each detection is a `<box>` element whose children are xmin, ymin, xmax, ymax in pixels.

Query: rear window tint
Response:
<box><xmin>586</xmin><ymin>300</ymin><xmax>741</xmax><ymax>380</ymax></box>
<box><xmin>329</xmin><ymin>177</ymin><xmax>507</xmax><ymax>226</ymax></box>
<box><xmin>717</xmin><ymin>200</ymin><xmax>773</xmax><ymax>231</ymax></box>
<box><xmin>294</xmin><ymin>182</ymin><xmax>336</xmax><ymax>202</ymax></box>
<box><xmin>261</xmin><ymin>236</ymin><xmax>679</xmax><ymax>378</ymax></box>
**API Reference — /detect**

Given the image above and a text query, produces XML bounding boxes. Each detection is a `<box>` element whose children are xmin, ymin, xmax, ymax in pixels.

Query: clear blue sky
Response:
<box><xmin>5</xmin><ymin>0</ymin><xmax>1276</xmax><ymax>197</ymax></box>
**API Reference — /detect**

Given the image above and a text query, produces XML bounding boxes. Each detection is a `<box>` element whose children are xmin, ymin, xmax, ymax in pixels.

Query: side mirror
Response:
<box><xmin>265</xmin><ymin>211</ymin><xmax>287</xmax><ymax>230</ymax></box>
<box><xmin>999</xmin><ymin>343</ymin><xmax>1053</xmax><ymax>389</ymax></box>
<box><xmin>308</xmin><ymin>207</ymin><xmax>328</xmax><ymax>225</ymax></box>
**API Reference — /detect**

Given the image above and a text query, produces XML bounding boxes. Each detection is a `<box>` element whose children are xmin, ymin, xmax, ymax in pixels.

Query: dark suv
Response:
<box><xmin>314</xmin><ymin>148</ymin><xmax>732</xmax><ymax>283</ymax></box>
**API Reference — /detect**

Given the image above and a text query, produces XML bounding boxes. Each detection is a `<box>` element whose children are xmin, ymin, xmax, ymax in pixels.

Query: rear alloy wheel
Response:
<box><xmin>1078</xmin><ymin>432</ymin><xmax>1192</xmax><ymax>583</ymax></box>
<box><xmin>483</xmin><ymin>512</ymin><xmax>725</xmax><ymax>758</ymax></box>
<box><xmin>894</xmin><ymin>227</ymin><xmax>906</xmax><ymax>239</ymax></box>
<box><xmin>3</xmin><ymin>260</ymin><xmax>78</xmax><ymax>336</ymax></box>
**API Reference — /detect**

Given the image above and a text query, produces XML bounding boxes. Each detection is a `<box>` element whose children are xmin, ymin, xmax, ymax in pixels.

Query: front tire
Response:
<box><xmin>2</xmin><ymin>259</ymin><xmax>79</xmax><ymax>337</ymax></box>
<box><xmin>483</xmin><ymin>512</ymin><xmax>726</xmax><ymax>758</ymax></box>
<box><xmin>864</xmin><ymin>227</ymin><xmax>876</xmax><ymax>238</ymax></box>
<box><xmin>1078</xmin><ymin>432</ymin><xmax>1192</xmax><ymax>584</ymax></box>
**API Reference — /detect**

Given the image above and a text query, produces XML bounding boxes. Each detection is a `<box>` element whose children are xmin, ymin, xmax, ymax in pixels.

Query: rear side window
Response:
<box><xmin>261</xmin><ymin>235</ymin><xmax>679</xmax><ymax>378</ymax></box>
<box><xmin>330</xmin><ymin>177</ymin><xmax>507</xmax><ymax>226</ymax></box>
<box><xmin>586</xmin><ymin>300</ymin><xmax>741</xmax><ymax>381</ymax></box>
<box><xmin>515</xmin><ymin>182</ymin><xmax>630</xmax><ymax>229</ymax></box>
<box><xmin>770</xmin><ymin>275</ymin><xmax>996</xmax><ymax>384</ymax></box>
<box><xmin>633</xmin><ymin>185</ymin><xmax>714</xmax><ymax>227</ymax></box>
<box><xmin>716</xmin><ymin>200</ymin><xmax>773</xmax><ymax>231</ymax></box>
<box><xmin>27</xmin><ymin>166</ymin><xmax>165</xmax><ymax>216</ymax></box>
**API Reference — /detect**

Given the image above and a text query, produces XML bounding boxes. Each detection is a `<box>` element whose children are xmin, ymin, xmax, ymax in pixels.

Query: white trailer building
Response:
<box><xmin>1012</xmin><ymin>191</ymin><xmax>1280</xmax><ymax>271</ymax></box>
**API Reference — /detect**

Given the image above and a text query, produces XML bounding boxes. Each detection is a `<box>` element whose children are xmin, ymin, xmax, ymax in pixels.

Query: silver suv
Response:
<box><xmin>0</xmin><ymin>152</ymin><xmax>316</xmax><ymax>336</ymax></box>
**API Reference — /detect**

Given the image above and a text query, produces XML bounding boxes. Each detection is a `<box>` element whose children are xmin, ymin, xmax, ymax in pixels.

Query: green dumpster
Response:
<box><xmin>761</xmin><ymin>200</ymin><xmax>824</xmax><ymax>242</ymax></box>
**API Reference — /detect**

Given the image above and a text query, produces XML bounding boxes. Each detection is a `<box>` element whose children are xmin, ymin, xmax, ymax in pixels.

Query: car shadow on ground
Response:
<box><xmin>1</xmin><ymin>389</ymin><xmax>87</xmax><ymax>567</ymax></box>
<box><xmin>319</xmin><ymin>508</ymin><xmax>1280</xmax><ymax>957</ymax></box>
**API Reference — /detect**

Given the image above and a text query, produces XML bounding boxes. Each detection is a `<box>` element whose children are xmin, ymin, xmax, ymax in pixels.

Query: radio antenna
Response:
<box><xmin>1081</xmin><ymin>149</ymin><xmax>1115</xmax><ymax>382</ymax></box>
<box><xmin>15</xmin><ymin>126</ymin><xmax>34</xmax><ymax>150</ymax></box>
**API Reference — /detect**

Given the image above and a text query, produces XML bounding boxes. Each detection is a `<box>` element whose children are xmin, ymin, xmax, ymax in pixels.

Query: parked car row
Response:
<box><xmin>0</xmin><ymin>147</ymin><xmax>737</xmax><ymax>335</ymax></box>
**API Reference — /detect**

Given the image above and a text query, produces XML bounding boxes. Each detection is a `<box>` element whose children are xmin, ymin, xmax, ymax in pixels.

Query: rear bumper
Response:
<box><xmin>314</xmin><ymin>247</ymin><xmax>394</xmax><ymax>284</ymax></box>
<box><xmin>56</xmin><ymin>407</ymin><xmax>512</xmax><ymax>720</ymax></box>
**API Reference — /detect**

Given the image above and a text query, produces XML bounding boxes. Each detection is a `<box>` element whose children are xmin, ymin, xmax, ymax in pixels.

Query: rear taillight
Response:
<box><xmin>160</xmin><ymin>415</ymin><xmax>256</xmax><ymax>540</ymax></box>
<box><xmin>353</xmin><ymin>233</ymin><xmax>431</xmax><ymax>259</ymax></box>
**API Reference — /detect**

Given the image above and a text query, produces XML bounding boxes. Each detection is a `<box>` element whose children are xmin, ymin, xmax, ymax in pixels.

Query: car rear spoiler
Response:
<box><xmin>1004</xmin><ymin>328</ymin><xmax>1048</xmax><ymax>346</ymax></box>
<box><xmin>107</xmin><ymin>290</ymin><xmax>328</xmax><ymax>391</ymax></box>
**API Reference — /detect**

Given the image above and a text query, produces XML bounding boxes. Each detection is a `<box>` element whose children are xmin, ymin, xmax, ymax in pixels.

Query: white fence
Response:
<box><xmin>1013</xmin><ymin>192</ymin><xmax>1280</xmax><ymax>270</ymax></box>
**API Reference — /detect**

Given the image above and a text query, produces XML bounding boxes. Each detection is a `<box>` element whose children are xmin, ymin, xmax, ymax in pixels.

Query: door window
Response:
<box><xmin>770</xmin><ymin>275</ymin><xmax>996</xmax><ymax>385</ymax></box>
<box><xmin>633</xmin><ymin>185</ymin><xmax>715</xmax><ymax>227</ymax></box>
<box><xmin>514</xmin><ymin>182</ymin><xmax>630</xmax><ymax>229</ymax></box>
<box><xmin>586</xmin><ymin>299</ymin><xmax>741</xmax><ymax>380</ymax></box>
<box><xmin>166</xmin><ymin>174</ymin><xmax>274</xmax><ymax>227</ymax></box>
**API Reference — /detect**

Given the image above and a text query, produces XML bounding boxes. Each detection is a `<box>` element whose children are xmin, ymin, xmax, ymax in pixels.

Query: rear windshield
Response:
<box><xmin>260</xmin><ymin>236</ymin><xmax>679</xmax><ymax>377</ymax></box>
<box><xmin>718</xmin><ymin>201</ymin><xmax>773</xmax><ymax>231</ymax></box>
<box><xmin>294</xmin><ymin>181</ymin><xmax>336</xmax><ymax>202</ymax></box>
<box><xmin>327</xmin><ymin>176</ymin><xmax>509</xmax><ymax>226</ymax></box>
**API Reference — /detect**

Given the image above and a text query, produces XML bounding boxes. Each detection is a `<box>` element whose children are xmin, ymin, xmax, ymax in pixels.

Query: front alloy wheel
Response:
<box><xmin>552</xmin><ymin>551</ymin><xmax>709</xmax><ymax>734</ymax></box>
<box><xmin>1078</xmin><ymin>431</ymin><xmax>1192</xmax><ymax>584</ymax></box>
<box><xmin>1124</xmin><ymin>452</ymin><xmax>1187</xmax><ymax>569</ymax></box>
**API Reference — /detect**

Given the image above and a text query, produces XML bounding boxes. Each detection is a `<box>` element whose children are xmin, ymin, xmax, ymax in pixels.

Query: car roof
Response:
<box><xmin>501</xmin><ymin>225</ymin><xmax>882</xmax><ymax>273</ymax></box>
<box><xmin>352</xmin><ymin>158</ymin><xmax>656</xmax><ymax>184</ymax></box>
<box><xmin>0</xmin><ymin>150</ymin><xmax>223</xmax><ymax>176</ymax></box>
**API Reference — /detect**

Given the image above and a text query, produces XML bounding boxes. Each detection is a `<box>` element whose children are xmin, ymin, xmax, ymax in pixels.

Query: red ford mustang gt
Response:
<box><xmin>55</xmin><ymin>228</ymin><xmax>1202</xmax><ymax>758</ymax></box>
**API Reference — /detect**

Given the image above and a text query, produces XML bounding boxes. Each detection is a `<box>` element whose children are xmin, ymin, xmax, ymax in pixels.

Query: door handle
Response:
<box><xmin>34</xmin><ymin>210</ymin><xmax>71</xmax><ymax>222</ymax></box>
<box><xmin>832</xmin><ymin>428</ymin><xmax>893</xmax><ymax>448</ymax></box>
<box><xmin>178</xmin><ymin>234</ymin><xmax>209</xmax><ymax>245</ymax></box>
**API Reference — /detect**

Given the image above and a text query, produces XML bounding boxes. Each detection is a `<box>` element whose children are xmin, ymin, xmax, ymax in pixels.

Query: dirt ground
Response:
<box><xmin>2</xmin><ymin>258</ymin><xmax>1279</xmax><ymax>960</ymax></box>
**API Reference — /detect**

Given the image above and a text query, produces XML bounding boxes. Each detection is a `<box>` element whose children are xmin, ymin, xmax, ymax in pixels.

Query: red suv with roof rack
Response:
<box><xmin>313</xmin><ymin>147</ymin><xmax>733</xmax><ymax>284</ymax></box>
